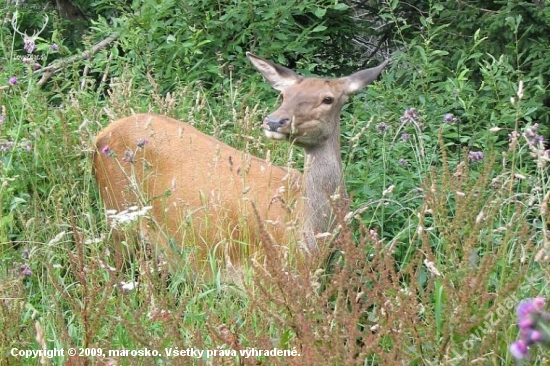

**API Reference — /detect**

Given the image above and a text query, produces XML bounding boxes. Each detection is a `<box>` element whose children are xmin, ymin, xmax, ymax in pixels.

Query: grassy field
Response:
<box><xmin>1</xmin><ymin>30</ymin><xmax>550</xmax><ymax>366</ymax></box>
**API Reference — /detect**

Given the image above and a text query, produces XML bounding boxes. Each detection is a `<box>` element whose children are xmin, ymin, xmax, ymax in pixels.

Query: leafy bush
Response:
<box><xmin>1</xmin><ymin>0</ymin><xmax>550</xmax><ymax>365</ymax></box>
<box><xmin>82</xmin><ymin>0</ymin><xmax>364</xmax><ymax>98</ymax></box>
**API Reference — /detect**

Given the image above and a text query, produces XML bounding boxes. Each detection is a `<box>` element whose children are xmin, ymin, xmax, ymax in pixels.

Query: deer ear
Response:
<box><xmin>344</xmin><ymin>60</ymin><xmax>390</xmax><ymax>95</ymax></box>
<box><xmin>247</xmin><ymin>52</ymin><xmax>302</xmax><ymax>91</ymax></box>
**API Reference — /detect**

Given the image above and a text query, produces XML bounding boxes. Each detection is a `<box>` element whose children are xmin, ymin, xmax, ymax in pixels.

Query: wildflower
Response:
<box><xmin>21</xmin><ymin>248</ymin><xmax>30</xmax><ymax>260</ymax></box>
<box><xmin>514</xmin><ymin>173</ymin><xmax>527</xmax><ymax>180</ymax></box>
<box><xmin>468</xmin><ymin>151</ymin><xmax>483</xmax><ymax>163</ymax></box>
<box><xmin>510</xmin><ymin>297</ymin><xmax>550</xmax><ymax>361</ymax></box>
<box><xmin>84</xmin><ymin>237</ymin><xmax>104</xmax><ymax>245</ymax></box>
<box><xmin>401</xmin><ymin>133</ymin><xmax>409</xmax><ymax>142</ymax></box>
<box><xmin>375</xmin><ymin>122</ymin><xmax>388</xmax><ymax>134</ymax></box>
<box><xmin>519</xmin><ymin>317</ymin><xmax>535</xmax><ymax>330</ymax></box>
<box><xmin>531</xmin><ymin>330</ymin><xmax>544</xmax><ymax>342</ymax></box>
<box><xmin>517</xmin><ymin>297</ymin><xmax>545</xmax><ymax>318</ymax></box>
<box><xmin>8</xmin><ymin>76</ymin><xmax>17</xmax><ymax>85</ymax></box>
<box><xmin>122</xmin><ymin>150</ymin><xmax>134</xmax><ymax>163</ymax></box>
<box><xmin>400</xmin><ymin>108</ymin><xmax>419</xmax><ymax>123</ymax></box>
<box><xmin>101</xmin><ymin>145</ymin><xmax>115</xmax><ymax>157</ymax></box>
<box><xmin>22</xmin><ymin>57</ymin><xmax>40</xmax><ymax>70</ymax></box>
<box><xmin>524</xmin><ymin>123</ymin><xmax>544</xmax><ymax>148</ymax></box>
<box><xmin>24</xmin><ymin>38</ymin><xmax>35</xmax><ymax>53</ymax></box>
<box><xmin>137</xmin><ymin>138</ymin><xmax>148</xmax><ymax>148</ymax></box>
<box><xmin>509</xmin><ymin>339</ymin><xmax>529</xmax><ymax>360</ymax></box>
<box><xmin>119</xmin><ymin>281</ymin><xmax>138</xmax><ymax>291</ymax></box>
<box><xmin>21</xmin><ymin>264</ymin><xmax>31</xmax><ymax>277</ymax></box>
<box><xmin>15</xmin><ymin>263</ymin><xmax>32</xmax><ymax>277</ymax></box>
<box><xmin>51</xmin><ymin>43</ymin><xmax>58</xmax><ymax>51</ymax></box>
<box><xmin>398</xmin><ymin>158</ymin><xmax>408</xmax><ymax>166</ymax></box>
<box><xmin>25</xmin><ymin>143</ymin><xmax>31</xmax><ymax>152</ymax></box>
<box><xmin>443</xmin><ymin>113</ymin><xmax>458</xmax><ymax>123</ymax></box>
<box><xmin>0</xmin><ymin>141</ymin><xmax>14</xmax><ymax>152</ymax></box>
<box><xmin>107</xmin><ymin>206</ymin><xmax>153</xmax><ymax>229</ymax></box>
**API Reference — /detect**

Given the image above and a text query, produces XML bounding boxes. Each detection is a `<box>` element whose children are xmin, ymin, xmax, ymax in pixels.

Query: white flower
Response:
<box><xmin>118</xmin><ymin>281</ymin><xmax>138</xmax><ymax>291</ymax></box>
<box><xmin>107</xmin><ymin>206</ymin><xmax>153</xmax><ymax>229</ymax></box>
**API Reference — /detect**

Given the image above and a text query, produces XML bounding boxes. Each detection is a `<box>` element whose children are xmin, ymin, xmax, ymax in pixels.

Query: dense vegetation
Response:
<box><xmin>1</xmin><ymin>0</ymin><xmax>549</xmax><ymax>364</ymax></box>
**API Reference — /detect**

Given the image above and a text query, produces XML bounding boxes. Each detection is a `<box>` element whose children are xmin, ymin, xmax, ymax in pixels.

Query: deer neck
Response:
<box><xmin>301</xmin><ymin>124</ymin><xmax>347</xmax><ymax>250</ymax></box>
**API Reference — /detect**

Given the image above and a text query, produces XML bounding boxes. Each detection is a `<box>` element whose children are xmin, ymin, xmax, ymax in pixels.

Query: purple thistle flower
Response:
<box><xmin>531</xmin><ymin>330</ymin><xmax>543</xmax><ymax>342</ymax></box>
<box><xmin>137</xmin><ymin>138</ymin><xmax>148</xmax><ymax>148</ymax></box>
<box><xmin>14</xmin><ymin>263</ymin><xmax>32</xmax><ymax>277</ymax></box>
<box><xmin>376</xmin><ymin>122</ymin><xmax>388</xmax><ymax>134</ymax></box>
<box><xmin>22</xmin><ymin>57</ymin><xmax>40</xmax><ymax>71</ymax></box>
<box><xmin>519</xmin><ymin>317</ymin><xmax>535</xmax><ymax>330</ymax></box>
<box><xmin>518</xmin><ymin>298</ymin><xmax>545</xmax><ymax>318</ymax></box>
<box><xmin>122</xmin><ymin>150</ymin><xmax>134</xmax><ymax>163</ymax></box>
<box><xmin>401</xmin><ymin>133</ymin><xmax>409</xmax><ymax>142</ymax></box>
<box><xmin>525</xmin><ymin>124</ymin><xmax>545</xmax><ymax>147</ymax></box>
<box><xmin>400</xmin><ymin>108</ymin><xmax>420</xmax><ymax>123</ymax></box>
<box><xmin>398</xmin><ymin>158</ymin><xmax>408</xmax><ymax>166</ymax></box>
<box><xmin>510</xmin><ymin>297</ymin><xmax>550</xmax><ymax>361</ymax></box>
<box><xmin>444</xmin><ymin>113</ymin><xmax>458</xmax><ymax>123</ymax></box>
<box><xmin>534</xmin><ymin>297</ymin><xmax>546</xmax><ymax>309</ymax></box>
<box><xmin>509</xmin><ymin>340</ymin><xmax>529</xmax><ymax>360</ymax></box>
<box><xmin>0</xmin><ymin>141</ymin><xmax>14</xmax><ymax>152</ymax></box>
<box><xmin>51</xmin><ymin>43</ymin><xmax>58</xmax><ymax>51</ymax></box>
<box><xmin>8</xmin><ymin>76</ymin><xmax>17</xmax><ymax>85</ymax></box>
<box><xmin>22</xmin><ymin>264</ymin><xmax>31</xmax><ymax>277</ymax></box>
<box><xmin>101</xmin><ymin>146</ymin><xmax>116</xmax><ymax>158</ymax></box>
<box><xmin>23</xmin><ymin>38</ymin><xmax>36</xmax><ymax>54</ymax></box>
<box><xmin>468</xmin><ymin>151</ymin><xmax>483</xmax><ymax>163</ymax></box>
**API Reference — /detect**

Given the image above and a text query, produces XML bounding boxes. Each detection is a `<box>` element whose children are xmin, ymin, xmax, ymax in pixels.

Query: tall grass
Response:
<box><xmin>1</xmin><ymin>16</ymin><xmax>550</xmax><ymax>366</ymax></box>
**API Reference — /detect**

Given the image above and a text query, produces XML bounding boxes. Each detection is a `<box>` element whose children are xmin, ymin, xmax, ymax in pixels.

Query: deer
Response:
<box><xmin>93</xmin><ymin>52</ymin><xmax>388</xmax><ymax>275</ymax></box>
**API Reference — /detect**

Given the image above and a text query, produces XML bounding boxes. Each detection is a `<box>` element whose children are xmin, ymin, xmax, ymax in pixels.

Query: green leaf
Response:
<box><xmin>311</xmin><ymin>25</ymin><xmax>327</xmax><ymax>32</ymax></box>
<box><xmin>275</xmin><ymin>33</ymin><xmax>289</xmax><ymax>41</ymax></box>
<box><xmin>314</xmin><ymin>8</ymin><xmax>326</xmax><ymax>18</ymax></box>
<box><xmin>333</xmin><ymin>3</ymin><xmax>349</xmax><ymax>11</ymax></box>
<box><xmin>181</xmin><ymin>40</ymin><xmax>195</xmax><ymax>48</ymax></box>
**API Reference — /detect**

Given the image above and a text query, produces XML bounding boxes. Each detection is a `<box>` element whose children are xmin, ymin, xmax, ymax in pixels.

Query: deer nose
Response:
<box><xmin>265</xmin><ymin>116</ymin><xmax>289</xmax><ymax>131</ymax></box>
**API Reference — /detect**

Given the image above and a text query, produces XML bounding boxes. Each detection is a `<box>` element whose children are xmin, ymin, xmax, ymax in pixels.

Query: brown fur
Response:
<box><xmin>93</xmin><ymin>53</ymin><xmax>388</xmax><ymax>273</ymax></box>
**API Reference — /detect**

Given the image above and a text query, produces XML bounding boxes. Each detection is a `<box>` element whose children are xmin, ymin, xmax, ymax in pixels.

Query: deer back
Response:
<box><xmin>94</xmin><ymin>114</ymin><xmax>302</xmax><ymax>268</ymax></box>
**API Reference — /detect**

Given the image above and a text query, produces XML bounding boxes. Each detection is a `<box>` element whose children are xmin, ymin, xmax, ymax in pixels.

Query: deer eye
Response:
<box><xmin>322</xmin><ymin>96</ymin><xmax>334</xmax><ymax>104</ymax></box>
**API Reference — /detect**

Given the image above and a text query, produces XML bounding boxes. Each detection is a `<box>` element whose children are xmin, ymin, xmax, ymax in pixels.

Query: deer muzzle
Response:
<box><xmin>263</xmin><ymin>116</ymin><xmax>289</xmax><ymax>140</ymax></box>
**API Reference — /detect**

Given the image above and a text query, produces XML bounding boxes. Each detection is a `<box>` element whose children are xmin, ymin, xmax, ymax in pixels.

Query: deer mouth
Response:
<box><xmin>264</xmin><ymin>129</ymin><xmax>288</xmax><ymax>140</ymax></box>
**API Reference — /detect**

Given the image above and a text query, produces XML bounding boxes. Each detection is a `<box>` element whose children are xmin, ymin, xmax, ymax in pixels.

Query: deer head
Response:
<box><xmin>247</xmin><ymin>53</ymin><xmax>389</xmax><ymax>250</ymax></box>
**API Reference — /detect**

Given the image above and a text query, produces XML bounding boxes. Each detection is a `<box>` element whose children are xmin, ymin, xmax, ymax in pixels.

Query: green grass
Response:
<box><xmin>1</xmin><ymin>43</ymin><xmax>550</xmax><ymax>366</ymax></box>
